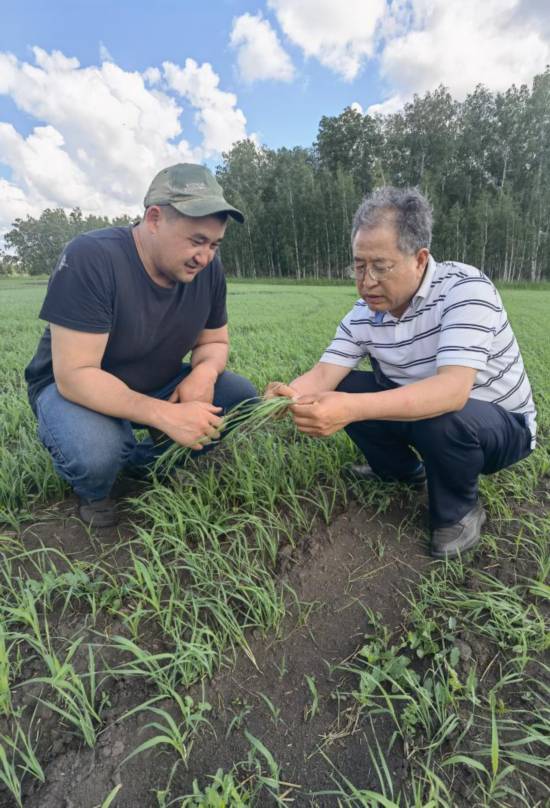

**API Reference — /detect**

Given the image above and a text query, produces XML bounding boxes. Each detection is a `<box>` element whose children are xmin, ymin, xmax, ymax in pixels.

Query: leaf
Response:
<box><xmin>490</xmin><ymin>691</ymin><xmax>499</xmax><ymax>777</ymax></box>
<box><xmin>98</xmin><ymin>783</ymin><xmax>122</xmax><ymax>808</ymax></box>
<box><xmin>442</xmin><ymin>754</ymin><xmax>487</xmax><ymax>773</ymax></box>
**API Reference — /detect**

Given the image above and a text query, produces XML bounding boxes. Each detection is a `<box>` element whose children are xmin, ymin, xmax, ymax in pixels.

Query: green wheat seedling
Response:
<box><xmin>304</xmin><ymin>674</ymin><xmax>320</xmax><ymax>721</ymax></box>
<box><xmin>315</xmin><ymin>741</ymin><xmax>400</xmax><ymax>807</ymax></box>
<box><xmin>257</xmin><ymin>692</ymin><xmax>283</xmax><ymax>726</ymax></box>
<box><xmin>225</xmin><ymin>699</ymin><xmax>253</xmax><ymax>738</ymax></box>
<box><xmin>244</xmin><ymin>730</ymin><xmax>298</xmax><ymax>806</ymax></box>
<box><xmin>316</xmin><ymin>735</ymin><xmax>455</xmax><ymax>806</ymax></box>
<box><xmin>1</xmin><ymin>543</ymin><xmax>119</xmax><ymax>623</ymax></box>
<box><xmin>121</xmin><ymin>690</ymin><xmax>212</xmax><ymax>768</ymax></box>
<box><xmin>22</xmin><ymin>639</ymin><xmax>101</xmax><ymax>747</ymax></box>
<box><xmin>0</xmin><ymin>738</ymin><xmax>24</xmax><ymax>808</ymax></box>
<box><xmin>0</xmin><ymin>620</ymin><xmax>13</xmax><ymax>715</ymax></box>
<box><xmin>175</xmin><ymin>766</ymin><xmax>254</xmax><ymax>807</ymax></box>
<box><xmin>404</xmin><ymin>561</ymin><xmax>549</xmax><ymax>672</ymax></box>
<box><xmin>0</xmin><ymin>723</ymin><xmax>45</xmax><ymax>808</ymax></box>
<box><xmin>119</xmin><ymin>525</ymin><xmax>285</xmax><ymax>679</ymax></box>
<box><xmin>436</xmin><ymin>671</ymin><xmax>550</xmax><ymax>806</ymax></box>
<box><xmin>154</xmin><ymin>396</ymin><xmax>292</xmax><ymax>475</ymax></box>
<box><xmin>107</xmin><ymin>635</ymin><xmax>178</xmax><ymax>694</ymax></box>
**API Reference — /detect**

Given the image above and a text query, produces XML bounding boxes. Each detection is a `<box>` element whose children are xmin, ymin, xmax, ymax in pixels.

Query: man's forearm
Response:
<box><xmin>190</xmin><ymin>341</ymin><xmax>228</xmax><ymax>377</ymax></box>
<box><xmin>57</xmin><ymin>367</ymin><xmax>166</xmax><ymax>428</ymax></box>
<box><xmin>347</xmin><ymin>373</ymin><xmax>471</xmax><ymax>423</ymax></box>
<box><xmin>291</xmin><ymin>362</ymin><xmax>349</xmax><ymax>396</ymax></box>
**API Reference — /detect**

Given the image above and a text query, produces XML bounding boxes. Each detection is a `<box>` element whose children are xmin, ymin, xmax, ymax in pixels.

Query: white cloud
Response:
<box><xmin>367</xmin><ymin>94</ymin><xmax>407</xmax><ymax>116</ymax></box>
<box><xmin>0</xmin><ymin>48</ymin><xmax>253</xmax><ymax>235</ymax></box>
<box><xmin>0</xmin><ymin>178</ymin><xmax>38</xmax><ymax>229</ymax></box>
<box><xmin>263</xmin><ymin>0</ymin><xmax>549</xmax><ymax>109</ymax></box>
<box><xmin>371</xmin><ymin>0</ymin><xmax>550</xmax><ymax>113</ymax></box>
<box><xmin>0</xmin><ymin>123</ymin><xmax>95</xmax><ymax>208</ymax></box>
<box><xmin>350</xmin><ymin>101</ymin><xmax>363</xmax><ymax>114</ymax></box>
<box><xmin>143</xmin><ymin>66</ymin><xmax>161</xmax><ymax>85</ymax></box>
<box><xmin>230</xmin><ymin>12</ymin><xmax>295</xmax><ymax>83</ymax></box>
<box><xmin>163</xmin><ymin>59</ymin><xmax>250</xmax><ymax>154</ymax></box>
<box><xmin>268</xmin><ymin>0</ymin><xmax>386</xmax><ymax>80</ymax></box>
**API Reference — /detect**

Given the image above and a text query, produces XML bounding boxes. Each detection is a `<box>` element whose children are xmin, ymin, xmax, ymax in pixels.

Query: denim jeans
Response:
<box><xmin>336</xmin><ymin>370</ymin><xmax>533</xmax><ymax>528</ymax></box>
<box><xmin>35</xmin><ymin>365</ymin><xmax>257</xmax><ymax>501</ymax></box>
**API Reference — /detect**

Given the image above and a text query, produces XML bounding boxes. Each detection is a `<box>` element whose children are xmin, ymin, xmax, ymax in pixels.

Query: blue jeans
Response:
<box><xmin>337</xmin><ymin>371</ymin><xmax>533</xmax><ymax>528</ymax></box>
<box><xmin>35</xmin><ymin>365</ymin><xmax>257</xmax><ymax>501</ymax></box>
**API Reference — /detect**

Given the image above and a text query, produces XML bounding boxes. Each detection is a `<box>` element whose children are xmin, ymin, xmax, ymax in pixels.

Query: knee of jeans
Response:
<box><xmin>216</xmin><ymin>372</ymin><xmax>258</xmax><ymax>410</ymax></box>
<box><xmin>80</xmin><ymin>438</ymin><xmax>129</xmax><ymax>483</ymax></box>
<box><xmin>41</xmin><ymin>420</ymin><xmax>132</xmax><ymax>485</ymax></box>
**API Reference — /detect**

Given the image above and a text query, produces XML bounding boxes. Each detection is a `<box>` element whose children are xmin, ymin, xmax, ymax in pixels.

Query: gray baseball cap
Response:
<box><xmin>144</xmin><ymin>163</ymin><xmax>244</xmax><ymax>223</ymax></box>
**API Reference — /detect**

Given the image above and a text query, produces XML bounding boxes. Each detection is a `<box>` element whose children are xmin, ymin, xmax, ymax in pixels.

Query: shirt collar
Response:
<box><xmin>412</xmin><ymin>254</ymin><xmax>436</xmax><ymax>309</ymax></box>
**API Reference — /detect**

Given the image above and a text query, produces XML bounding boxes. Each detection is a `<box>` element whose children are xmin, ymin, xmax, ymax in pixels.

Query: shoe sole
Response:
<box><xmin>78</xmin><ymin>514</ymin><xmax>119</xmax><ymax>528</ymax></box>
<box><xmin>431</xmin><ymin>509</ymin><xmax>487</xmax><ymax>560</ymax></box>
<box><xmin>77</xmin><ymin>507</ymin><xmax>119</xmax><ymax>528</ymax></box>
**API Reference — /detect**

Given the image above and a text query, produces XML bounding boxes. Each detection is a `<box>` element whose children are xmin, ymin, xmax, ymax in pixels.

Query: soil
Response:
<box><xmin>1</xmin><ymin>484</ymin><xmax>548</xmax><ymax>808</ymax></box>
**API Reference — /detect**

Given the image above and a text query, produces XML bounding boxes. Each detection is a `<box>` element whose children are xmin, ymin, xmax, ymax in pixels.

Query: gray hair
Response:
<box><xmin>351</xmin><ymin>187</ymin><xmax>433</xmax><ymax>254</ymax></box>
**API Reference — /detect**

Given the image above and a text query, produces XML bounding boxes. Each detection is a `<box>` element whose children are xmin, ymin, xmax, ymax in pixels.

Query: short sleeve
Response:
<box><xmin>436</xmin><ymin>276</ymin><xmax>500</xmax><ymax>370</ymax></box>
<box><xmin>39</xmin><ymin>235</ymin><xmax>114</xmax><ymax>333</ymax></box>
<box><xmin>319</xmin><ymin>306</ymin><xmax>365</xmax><ymax>368</ymax></box>
<box><xmin>204</xmin><ymin>254</ymin><xmax>228</xmax><ymax>329</ymax></box>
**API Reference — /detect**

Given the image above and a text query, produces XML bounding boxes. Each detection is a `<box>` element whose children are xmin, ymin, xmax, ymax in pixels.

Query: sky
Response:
<box><xmin>1</xmin><ymin>0</ymin><xmax>550</xmax><ymax>236</ymax></box>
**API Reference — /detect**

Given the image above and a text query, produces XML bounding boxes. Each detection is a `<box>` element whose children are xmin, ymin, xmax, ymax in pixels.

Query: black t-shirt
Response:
<box><xmin>25</xmin><ymin>226</ymin><xmax>227</xmax><ymax>412</ymax></box>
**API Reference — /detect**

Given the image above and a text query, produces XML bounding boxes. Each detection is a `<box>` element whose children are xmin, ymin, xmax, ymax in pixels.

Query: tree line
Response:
<box><xmin>2</xmin><ymin>69</ymin><xmax>549</xmax><ymax>281</ymax></box>
<box><xmin>0</xmin><ymin>209</ymin><xmax>133</xmax><ymax>276</ymax></box>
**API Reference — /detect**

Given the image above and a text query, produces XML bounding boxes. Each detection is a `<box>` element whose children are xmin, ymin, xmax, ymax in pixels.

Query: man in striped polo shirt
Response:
<box><xmin>267</xmin><ymin>187</ymin><xmax>535</xmax><ymax>559</ymax></box>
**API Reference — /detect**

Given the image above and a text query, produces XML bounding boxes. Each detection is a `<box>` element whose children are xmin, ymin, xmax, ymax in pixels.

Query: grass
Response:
<box><xmin>0</xmin><ymin>277</ymin><xmax>549</xmax><ymax>805</ymax></box>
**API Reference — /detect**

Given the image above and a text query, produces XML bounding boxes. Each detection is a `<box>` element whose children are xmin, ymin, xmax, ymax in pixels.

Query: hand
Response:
<box><xmin>169</xmin><ymin>365</ymin><xmax>217</xmax><ymax>405</ymax></box>
<box><xmin>263</xmin><ymin>381</ymin><xmax>298</xmax><ymax>420</ymax></box>
<box><xmin>155</xmin><ymin>400</ymin><xmax>223</xmax><ymax>450</ymax></box>
<box><xmin>263</xmin><ymin>381</ymin><xmax>298</xmax><ymax>400</ymax></box>
<box><xmin>290</xmin><ymin>391</ymin><xmax>356</xmax><ymax>437</ymax></box>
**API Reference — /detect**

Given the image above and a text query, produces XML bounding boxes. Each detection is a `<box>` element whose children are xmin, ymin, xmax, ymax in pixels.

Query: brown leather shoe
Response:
<box><xmin>431</xmin><ymin>503</ymin><xmax>486</xmax><ymax>559</ymax></box>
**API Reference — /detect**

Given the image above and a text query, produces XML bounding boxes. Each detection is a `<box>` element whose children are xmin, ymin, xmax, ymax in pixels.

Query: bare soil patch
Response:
<box><xmin>2</xmin><ymin>486</ymin><xmax>548</xmax><ymax>808</ymax></box>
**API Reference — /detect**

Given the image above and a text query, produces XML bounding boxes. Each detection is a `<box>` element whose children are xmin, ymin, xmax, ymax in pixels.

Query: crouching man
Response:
<box><xmin>25</xmin><ymin>163</ymin><xmax>257</xmax><ymax>527</ymax></box>
<box><xmin>267</xmin><ymin>187</ymin><xmax>536</xmax><ymax>559</ymax></box>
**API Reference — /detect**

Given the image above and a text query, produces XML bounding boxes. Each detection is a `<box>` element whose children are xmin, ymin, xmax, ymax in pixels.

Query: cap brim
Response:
<box><xmin>170</xmin><ymin>196</ymin><xmax>245</xmax><ymax>224</ymax></box>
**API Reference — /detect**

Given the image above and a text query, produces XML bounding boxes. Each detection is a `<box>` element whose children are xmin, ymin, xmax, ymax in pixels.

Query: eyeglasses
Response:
<box><xmin>351</xmin><ymin>263</ymin><xmax>396</xmax><ymax>282</ymax></box>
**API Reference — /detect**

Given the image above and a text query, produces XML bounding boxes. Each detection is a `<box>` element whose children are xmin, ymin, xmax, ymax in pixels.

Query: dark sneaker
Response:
<box><xmin>344</xmin><ymin>462</ymin><xmax>427</xmax><ymax>491</ymax></box>
<box><xmin>77</xmin><ymin>497</ymin><xmax>118</xmax><ymax>528</ymax></box>
<box><xmin>431</xmin><ymin>503</ymin><xmax>486</xmax><ymax>559</ymax></box>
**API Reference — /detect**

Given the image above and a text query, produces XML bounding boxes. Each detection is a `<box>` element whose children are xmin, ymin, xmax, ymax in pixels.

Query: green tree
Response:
<box><xmin>5</xmin><ymin>208</ymin><xmax>132</xmax><ymax>275</ymax></box>
<box><xmin>315</xmin><ymin>106</ymin><xmax>382</xmax><ymax>193</ymax></box>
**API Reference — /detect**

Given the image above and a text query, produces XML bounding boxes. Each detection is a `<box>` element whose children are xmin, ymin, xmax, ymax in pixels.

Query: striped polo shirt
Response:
<box><xmin>320</xmin><ymin>256</ymin><xmax>536</xmax><ymax>446</ymax></box>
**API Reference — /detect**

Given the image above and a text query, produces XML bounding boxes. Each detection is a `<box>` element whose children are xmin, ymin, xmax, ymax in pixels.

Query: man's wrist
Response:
<box><xmin>345</xmin><ymin>392</ymin><xmax>372</xmax><ymax>423</ymax></box>
<box><xmin>190</xmin><ymin>361</ymin><xmax>219</xmax><ymax>381</ymax></box>
<box><xmin>133</xmin><ymin>394</ymin><xmax>169</xmax><ymax>430</ymax></box>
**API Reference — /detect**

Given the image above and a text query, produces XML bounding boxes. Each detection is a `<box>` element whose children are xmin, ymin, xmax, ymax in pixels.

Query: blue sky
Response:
<box><xmin>0</xmin><ymin>0</ymin><xmax>384</xmax><ymax>153</ymax></box>
<box><xmin>1</xmin><ymin>0</ymin><xmax>549</xmax><ymax>233</ymax></box>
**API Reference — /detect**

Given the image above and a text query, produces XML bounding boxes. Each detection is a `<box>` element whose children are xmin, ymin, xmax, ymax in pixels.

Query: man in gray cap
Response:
<box><xmin>25</xmin><ymin>163</ymin><xmax>256</xmax><ymax>526</ymax></box>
